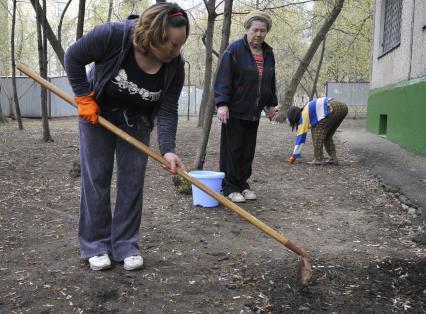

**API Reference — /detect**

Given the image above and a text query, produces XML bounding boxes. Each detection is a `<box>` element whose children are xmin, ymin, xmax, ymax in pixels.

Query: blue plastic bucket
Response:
<box><xmin>188</xmin><ymin>170</ymin><xmax>225</xmax><ymax>207</ymax></box>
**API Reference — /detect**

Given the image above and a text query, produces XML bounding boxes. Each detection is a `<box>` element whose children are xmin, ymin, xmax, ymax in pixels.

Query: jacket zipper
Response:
<box><xmin>254</xmin><ymin>52</ymin><xmax>264</xmax><ymax>120</ymax></box>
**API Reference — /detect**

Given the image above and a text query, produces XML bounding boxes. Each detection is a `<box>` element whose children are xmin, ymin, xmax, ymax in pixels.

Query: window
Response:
<box><xmin>423</xmin><ymin>1</ymin><xmax>426</xmax><ymax>30</ymax></box>
<box><xmin>382</xmin><ymin>0</ymin><xmax>402</xmax><ymax>54</ymax></box>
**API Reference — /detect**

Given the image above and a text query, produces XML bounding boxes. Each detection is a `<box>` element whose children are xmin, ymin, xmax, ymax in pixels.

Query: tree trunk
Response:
<box><xmin>29</xmin><ymin>0</ymin><xmax>65</xmax><ymax>67</ymax></box>
<box><xmin>193</xmin><ymin>0</ymin><xmax>233</xmax><ymax>170</ymax></box>
<box><xmin>0</xmin><ymin>84</ymin><xmax>7</xmax><ymax>123</ymax></box>
<box><xmin>197</xmin><ymin>0</ymin><xmax>216</xmax><ymax>128</ymax></box>
<box><xmin>11</xmin><ymin>0</ymin><xmax>23</xmax><ymax>130</ymax></box>
<box><xmin>76</xmin><ymin>0</ymin><xmax>86</xmax><ymax>40</ymax></box>
<box><xmin>0</xmin><ymin>106</ymin><xmax>6</xmax><ymax>123</ymax></box>
<box><xmin>277</xmin><ymin>0</ymin><xmax>345</xmax><ymax>121</ymax></box>
<box><xmin>16</xmin><ymin>7</ymin><xmax>24</xmax><ymax>62</ymax></box>
<box><xmin>37</xmin><ymin>0</ymin><xmax>53</xmax><ymax>142</ymax></box>
<box><xmin>107</xmin><ymin>0</ymin><xmax>113</xmax><ymax>22</ymax></box>
<box><xmin>186</xmin><ymin>61</ymin><xmax>191</xmax><ymax>121</ymax></box>
<box><xmin>310</xmin><ymin>37</ymin><xmax>326</xmax><ymax>100</ymax></box>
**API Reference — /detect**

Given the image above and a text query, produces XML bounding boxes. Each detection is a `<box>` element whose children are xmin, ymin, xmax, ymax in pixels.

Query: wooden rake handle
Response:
<box><xmin>17</xmin><ymin>63</ymin><xmax>310</xmax><ymax>260</ymax></box>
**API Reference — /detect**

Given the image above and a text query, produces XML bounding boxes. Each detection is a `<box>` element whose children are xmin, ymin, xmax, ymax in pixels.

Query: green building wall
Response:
<box><xmin>367</xmin><ymin>76</ymin><xmax>426</xmax><ymax>154</ymax></box>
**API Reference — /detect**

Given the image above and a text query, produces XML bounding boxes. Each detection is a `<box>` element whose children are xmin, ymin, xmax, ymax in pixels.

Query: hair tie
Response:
<box><xmin>169</xmin><ymin>12</ymin><xmax>183</xmax><ymax>17</ymax></box>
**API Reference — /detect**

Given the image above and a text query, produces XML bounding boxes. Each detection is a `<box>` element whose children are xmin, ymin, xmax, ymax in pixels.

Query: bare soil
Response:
<box><xmin>0</xmin><ymin>117</ymin><xmax>425</xmax><ymax>313</ymax></box>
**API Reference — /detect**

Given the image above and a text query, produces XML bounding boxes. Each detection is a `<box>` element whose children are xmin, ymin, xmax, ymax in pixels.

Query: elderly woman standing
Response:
<box><xmin>65</xmin><ymin>3</ymin><xmax>189</xmax><ymax>271</ymax></box>
<box><xmin>214</xmin><ymin>11</ymin><xmax>277</xmax><ymax>203</ymax></box>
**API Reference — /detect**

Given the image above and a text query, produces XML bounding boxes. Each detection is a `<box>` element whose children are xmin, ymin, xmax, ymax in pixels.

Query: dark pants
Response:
<box><xmin>220</xmin><ymin>117</ymin><xmax>259</xmax><ymax>196</ymax></box>
<box><xmin>311</xmin><ymin>100</ymin><xmax>348</xmax><ymax>160</ymax></box>
<box><xmin>78</xmin><ymin>111</ymin><xmax>150</xmax><ymax>261</ymax></box>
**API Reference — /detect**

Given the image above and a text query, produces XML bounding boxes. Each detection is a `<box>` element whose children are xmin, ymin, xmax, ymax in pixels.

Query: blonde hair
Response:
<box><xmin>132</xmin><ymin>2</ymin><xmax>189</xmax><ymax>54</ymax></box>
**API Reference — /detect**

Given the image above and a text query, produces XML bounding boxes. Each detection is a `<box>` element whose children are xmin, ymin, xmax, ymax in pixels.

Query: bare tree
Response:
<box><xmin>286</xmin><ymin>43</ymin><xmax>322</xmax><ymax>92</ymax></box>
<box><xmin>310</xmin><ymin>37</ymin><xmax>326</xmax><ymax>99</ymax></box>
<box><xmin>15</xmin><ymin>6</ymin><xmax>26</xmax><ymax>63</ymax></box>
<box><xmin>197</xmin><ymin>0</ymin><xmax>216</xmax><ymax>127</ymax></box>
<box><xmin>275</xmin><ymin>0</ymin><xmax>345</xmax><ymax>122</ymax></box>
<box><xmin>76</xmin><ymin>0</ymin><xmax>86</xmax><ymax>40</ymax></box>
<box><xmin>30</xmin><ymin>0</ymin><xmax>65</xmax><ymax>67</ymax></box>
<box><xmin>11</xmin><ymin>0</ymin><xmax>23</xmax><ymax>130</ymax></box>
<box><xmin>36</xmin><ymin>0</ymin><xmax>52</xmax><ymax>142</ymax></box>
<box><xmin>194</xmin><ymin>0</ymin><xmax>233</xmax><ymax>169</ymax></box>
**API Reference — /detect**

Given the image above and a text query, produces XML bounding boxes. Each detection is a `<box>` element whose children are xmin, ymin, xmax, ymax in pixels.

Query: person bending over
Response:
<box><xmin>286</xmin><ymin>97</ymin><xmax>348</xmax><ymax>165</ymax></box>
<box><xmin>64</xmin><ymin>2</ymin><xmax>189</xmax><ymax>271</ymax></box>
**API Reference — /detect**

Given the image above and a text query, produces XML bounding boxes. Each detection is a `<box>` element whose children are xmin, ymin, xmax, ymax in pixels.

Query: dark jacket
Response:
<box><xmin>64</xmin><ymin>15</ymin><xmax>185</xmax><ymax>155</ymax></box>
<box><xmin>214</xmin><ymin>35</ymin><xmax>278</xmax><ymax>121</ymax></box>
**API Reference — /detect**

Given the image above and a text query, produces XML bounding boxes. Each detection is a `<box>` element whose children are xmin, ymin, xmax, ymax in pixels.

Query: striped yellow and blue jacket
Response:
<box><xmin>291</xmin><ymin>97</ymin><xmax>329</xmax><ymax>158</ymax></box>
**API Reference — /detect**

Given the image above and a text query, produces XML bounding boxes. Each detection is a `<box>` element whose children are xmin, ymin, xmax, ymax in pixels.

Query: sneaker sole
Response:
<box><xmin>90</xmin><ymin>263</ymin><xmax>111</xmax><ymax>271</ymax></box>
<box><xmin>123</xmin><ymin>263</ymin><xmax>144</xmax><ymax>271</ymax></box>
<box><xmin>228</xmin><ymin>198</ymin><xmax>246</xmax><ymax>203</ymax></box>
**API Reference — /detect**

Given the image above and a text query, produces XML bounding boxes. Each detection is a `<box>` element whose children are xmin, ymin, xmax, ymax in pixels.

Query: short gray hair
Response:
<box><xmin>243</xmin><ymin>10</ymin><xmax>272</xmax><ymax>32</ymax></box>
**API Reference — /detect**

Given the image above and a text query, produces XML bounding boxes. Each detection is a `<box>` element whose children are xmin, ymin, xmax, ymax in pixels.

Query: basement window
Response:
<box><xmin>379</xmin><ymin>114</ymin><xmax>388</xmax><ymax>136</ymax></box>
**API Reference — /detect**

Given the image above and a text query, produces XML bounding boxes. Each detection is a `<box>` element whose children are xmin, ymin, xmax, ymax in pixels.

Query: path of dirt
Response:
<box><xmin>0</xmin><ymin>117</ymin><xmax>425</xmax><ymax>313</ymax></box>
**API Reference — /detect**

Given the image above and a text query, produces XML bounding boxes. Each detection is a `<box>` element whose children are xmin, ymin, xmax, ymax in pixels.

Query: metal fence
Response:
<box><xmin>177</xmin><ymin>85</ymin><xmax>203</xmax><ymax>116</ymax></box>
<box><xmin>325</xmin><ymin>82</ymin><xmax>370</xmax><ymax>119</ymax></box>
<box><xmin>0</xmin><ymin>76</ymin><xmax>76</xmax><ymax>117</ymax></box>
<box><xmin>1</xmin><ymin>76</ymin><xmax>203</xmax><ymax>118</ymax></box>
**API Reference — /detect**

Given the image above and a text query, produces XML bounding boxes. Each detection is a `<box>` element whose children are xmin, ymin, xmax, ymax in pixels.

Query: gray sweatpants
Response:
<box><xmin>78</xmin><ymin>112</ymin><xmax>150</xmax><ymax>261</ymax></box>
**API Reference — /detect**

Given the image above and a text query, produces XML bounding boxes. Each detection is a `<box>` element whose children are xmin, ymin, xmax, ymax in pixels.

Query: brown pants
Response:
<box><xmin>311</xmin><ymin>99</ymin><xmax>348</xmax><ymax>160</ymax></box>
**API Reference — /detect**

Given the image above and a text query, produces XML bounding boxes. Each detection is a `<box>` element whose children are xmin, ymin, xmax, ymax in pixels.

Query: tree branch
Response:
<box><xmin>58</xmin><ymin>0</ymin><xmax>73</xmax><ymax>45</ymax></box>
<box><xmin>202</xmin><ymin>32</ymin><xmax>219</xmax><ymax>58</ymax></box>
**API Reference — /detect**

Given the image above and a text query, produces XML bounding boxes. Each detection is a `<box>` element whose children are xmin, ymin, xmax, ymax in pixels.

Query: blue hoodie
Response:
<box><xmin>214</xmin><ymin>35</ymin><xmax>278</xmax><ymax>121</ymax></box>
<box><xmin>64</xmin><ymin>15</ymin><xmax>184</xmax><ymax>155</ymax></box>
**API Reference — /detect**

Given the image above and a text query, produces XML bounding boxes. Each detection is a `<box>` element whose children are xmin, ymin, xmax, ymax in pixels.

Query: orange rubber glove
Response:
<box><xmin>74</xmin><ymin>91</ymin><xmax>100</xmax><ymax>124</ymax></box>
<box><xmin>288</xmin><ymin>156</ymin><xmax>296</xmax><ymax>164</ymax></box>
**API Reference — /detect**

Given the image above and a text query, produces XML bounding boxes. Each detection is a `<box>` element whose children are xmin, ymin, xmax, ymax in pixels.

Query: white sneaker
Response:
<box><xmin>123</xmin><ymin>255</ymin><xmax>144</xmax><ymax>271</ymax></box>
<box><xmin>228</xmin><ymin>192</ymin><xmax>246</xmax><ymax>203</ymax></box>
<box><xmin>88</xmin><ymin>254</ymin><xmax>111</xmax><ymax>271</ymax></box>
<box><xmin>242</xmin><ymin>189</ymin><xmax>257</xmax><ymax>200</ymax></box>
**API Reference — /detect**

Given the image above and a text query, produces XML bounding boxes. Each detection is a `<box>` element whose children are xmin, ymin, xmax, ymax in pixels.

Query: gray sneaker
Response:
<box><xmin>325</xmin><ymin>157</ymin><xmax>339</xmax><ymax>165</ymax></box>
<box><xmin>307</xmin><ymin>159</ymin><xmax>326</xmax><ymax>165</ymax></box>
<box><xmin>228</xmin><ymin>192</ymin><xmax>246</xmax><ymax>203</ymax></box>
<box><xmin>242</xmin><ymin>189</ymin><xmax>257</xmax><ymax>200</ymax></box>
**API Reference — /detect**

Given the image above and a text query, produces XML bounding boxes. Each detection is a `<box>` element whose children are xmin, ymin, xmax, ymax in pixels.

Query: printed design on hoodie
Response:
<box><xmin>112</xmin><ymin>69</ymin><xmax>162</xmax><ymax>102</ymax></box>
